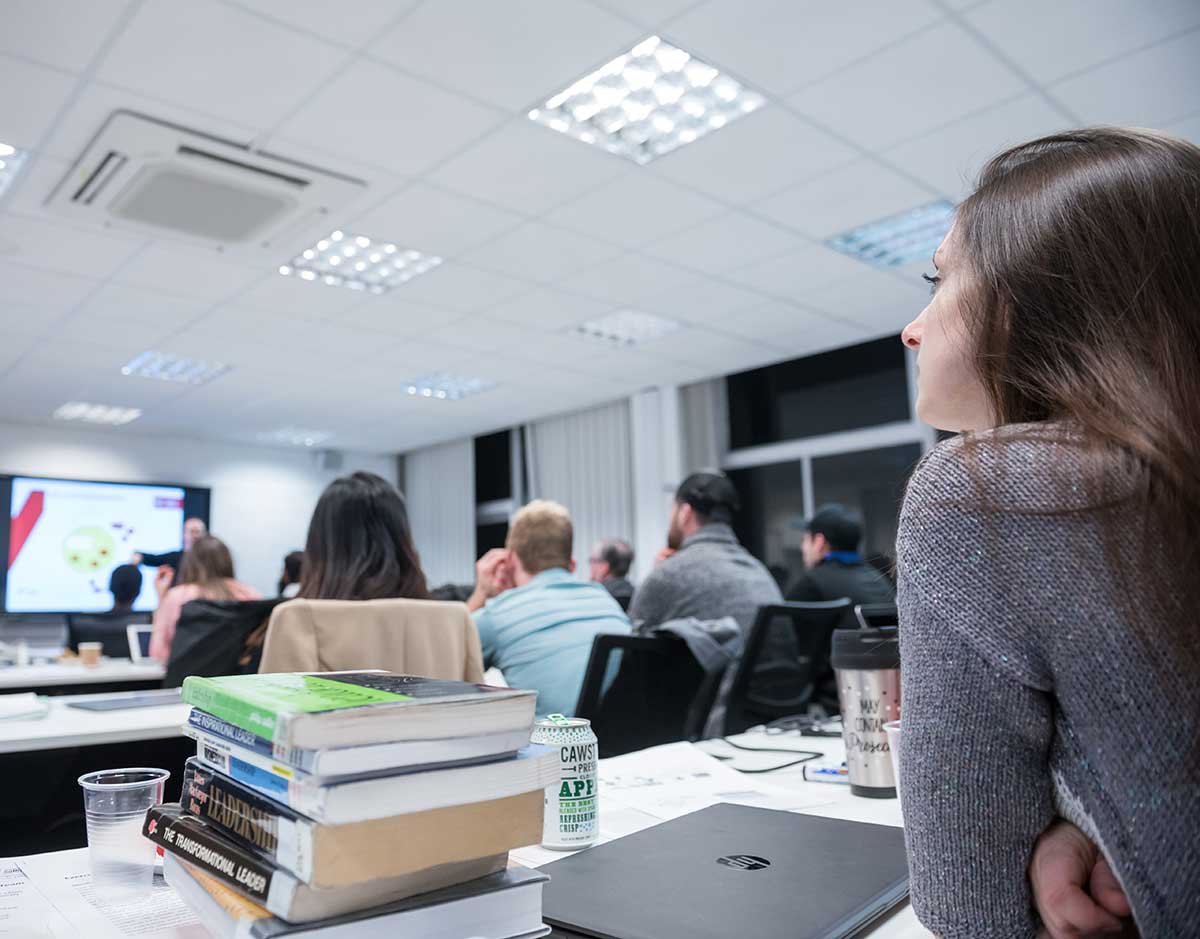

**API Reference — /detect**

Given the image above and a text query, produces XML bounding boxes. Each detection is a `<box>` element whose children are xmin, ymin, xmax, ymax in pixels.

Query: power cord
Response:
<box><xmin>714</xmin><ymin>736</ymin><xmax>823</xmax><ymax>774</ymax></box>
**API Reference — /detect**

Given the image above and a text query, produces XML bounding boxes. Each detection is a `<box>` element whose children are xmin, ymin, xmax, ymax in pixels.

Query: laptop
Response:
<box><xmin>127</xmin><ymin>624</ymin><xmax>153</xmax><ymax>662</ymax></box>
<box><xmin>542</xmin><ymin>803</ymin><xmax>909</xmax><ymax>939</ymax></box>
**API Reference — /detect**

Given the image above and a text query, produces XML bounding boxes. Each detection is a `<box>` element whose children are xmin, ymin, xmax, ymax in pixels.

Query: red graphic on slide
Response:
<box><xmin>9</xmin><ymin>490</ymin><xmax>44</xmax><ymax>569</ymax></box>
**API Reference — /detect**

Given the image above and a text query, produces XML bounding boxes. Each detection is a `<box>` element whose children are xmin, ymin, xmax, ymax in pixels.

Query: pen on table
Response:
<box><xmin>802</xmin><ymin>764</ymin><xmax>849</xmax><ymax>784</ymax></box>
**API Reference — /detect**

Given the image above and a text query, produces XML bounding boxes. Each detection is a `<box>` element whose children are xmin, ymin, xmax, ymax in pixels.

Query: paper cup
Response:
<box><xmin>78</xmin><ymin>642</ymin><xmax>102</xmax><ymax>667</ymax></box>
<box><xmin>884</xmin><ymin>720</ymin><xmax>902</xmax><ymax>802</ymax></box>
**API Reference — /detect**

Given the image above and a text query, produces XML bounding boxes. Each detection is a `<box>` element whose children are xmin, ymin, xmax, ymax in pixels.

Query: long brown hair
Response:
<box><xmin>177</xmin><ymin>535</ymin><xmax>237</xmax><ymax>600</ymax></box>
<box><xmin>954</xmin><ymin>127</ymin><xmax>1200</xmax><ymax>616</ymax></box>
<box><xmin>298</xmin><ymin>471</ymin><xmax>429</xmax><ymax>602</ymax></box>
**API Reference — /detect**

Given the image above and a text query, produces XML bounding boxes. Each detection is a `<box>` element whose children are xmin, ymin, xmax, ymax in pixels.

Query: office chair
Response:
<box><xmin>575</xmin><ymin>633</ymin><xmax>717</xmax><ymax>758</ymax></box>
<box><xmin>67</xmin><ymin>612</ymin><xmax>151</xmax><ymax>658</ymax></box>
<box><xmin>720</xmin><ymin>600</ymin><xmax>852</xmax><ymax>736</ymax></box>
<box><xmin>854</xmin><ymin>602</ymin><xmax>898</xmax><ymax>629</ymax></box>
<box><xmin>164</xmin><ymin>598</ymin><xmax>283</xmax><ymax>687</ymax></box>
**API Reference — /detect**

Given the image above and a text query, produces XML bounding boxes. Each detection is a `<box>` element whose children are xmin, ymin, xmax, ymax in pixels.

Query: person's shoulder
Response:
<box><xmin>231</xmin><ymin>580</ymin><xmax>262</xmax><ymax>600</ymax></box>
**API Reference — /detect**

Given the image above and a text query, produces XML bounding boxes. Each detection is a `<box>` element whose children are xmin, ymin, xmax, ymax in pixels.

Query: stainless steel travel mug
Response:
<box><xmin>831</xmin><ymin>628</ymin><xmax>900</xmax><ymax>798</ymax></box>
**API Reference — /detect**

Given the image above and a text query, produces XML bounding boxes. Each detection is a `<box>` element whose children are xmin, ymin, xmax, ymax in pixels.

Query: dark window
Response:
<box><xmin>728</xmin><ymin>460</ymin><xmax>807</xmax><ymax>589</ymax></box>
<box><xmin>474</xmin><ymin>431</ymin><xmax>512</xmax><ymax>504</ymax></box>
<box><xmin>726</xmin><ymin>336</ymin><xmax>909</xmax><ymax>449</ymax></box>
<box><xmin>475</xmin><ymin>522</ymin><xmax>508</xmax><ymax>559</ymax></box>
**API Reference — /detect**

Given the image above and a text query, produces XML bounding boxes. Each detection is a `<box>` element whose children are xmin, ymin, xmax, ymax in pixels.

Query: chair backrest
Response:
<box><xmin>67</xmin><ymin>612</ymin><xmax>152</xmax><ymax>657</ymax></box>
<box><xmin>164</xmin><ymin>599</ymin><xmax>282</xmax><ymax>687</ymax></box>
<box><xmin>574</xmin><ymin>633</ymin><xmax>712</xmax><ymax>758</ymax></box>
<box><xmin>854</xmin><ymin>602</ymin><xmax>899</xmax><ymax>629</ymax></box>
<box><xmin>721</xmin><ymin>600</ymin><xmax>852</xmax><ymax>735</ymax></box>
<box><xmin>258</xmin><ymin>598</ymin><xmax>485</xmax><ymax>682</ymax></box>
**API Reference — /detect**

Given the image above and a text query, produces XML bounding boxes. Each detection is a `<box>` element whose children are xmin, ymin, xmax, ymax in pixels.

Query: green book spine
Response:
<box><xmin>182</xmin><ymin>677</ymin><xmax>288</xmax><ymax>743</ymax></box>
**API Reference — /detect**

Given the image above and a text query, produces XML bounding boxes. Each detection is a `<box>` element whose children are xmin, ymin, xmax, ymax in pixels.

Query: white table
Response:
<box><xmin>0</xmin><ymin>660</ymin><xmax>165</xmax><ymax>691</ymax></box>
<box><xmin>0</xmin><ymin>689</ymin><xmax>191</xmax><ymax>754</ymax></box>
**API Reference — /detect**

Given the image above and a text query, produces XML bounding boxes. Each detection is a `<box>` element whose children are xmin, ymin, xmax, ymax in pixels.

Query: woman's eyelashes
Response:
<box><xmin>922</xmin><ymin>272</ymin><xmax>941</xmax><ymax>295</ymax></box>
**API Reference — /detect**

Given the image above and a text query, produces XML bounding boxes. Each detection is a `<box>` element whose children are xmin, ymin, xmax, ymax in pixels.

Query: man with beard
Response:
<box><xmin>628</xmin><ymin>472</ymin><xmax>781</xmax><ymax>636</ymax></box>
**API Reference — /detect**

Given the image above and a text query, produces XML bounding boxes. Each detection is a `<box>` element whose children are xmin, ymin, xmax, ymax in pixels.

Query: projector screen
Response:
<box><xmin>1</xmin><ymin>475</ymin><xmax>210</xmax><ymax>614</ymax></box>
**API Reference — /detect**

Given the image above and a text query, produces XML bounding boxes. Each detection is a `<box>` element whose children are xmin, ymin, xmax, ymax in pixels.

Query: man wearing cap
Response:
<box><xmin>628</xmin><ymin>471</ymin><xmax>782</xmax><ymax>635</ymax></box>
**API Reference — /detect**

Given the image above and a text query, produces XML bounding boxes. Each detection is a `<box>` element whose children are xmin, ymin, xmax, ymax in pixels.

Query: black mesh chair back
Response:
<box><xmin>854</xmin><ymin>602</ymin><xmax>899</xmax><ymax>629</ymax></box>
<box><xmin>574</xmin><ymin>633</ymin><xmax>715</xmax><ymax>758</ymax></box>
<box><xmin>164</xmin><ymin>598</ymin><xmax>282</xmax><ymax>687</ymax></box>
<box><xmin>722</xmin><ymin>599</ymin><xmax>853</xmax><ymax>735</ymax></box>
<box><xmin>67</xmin><ymin>612</ymin><xmax>151</xmax><ymax>657</ymax></box>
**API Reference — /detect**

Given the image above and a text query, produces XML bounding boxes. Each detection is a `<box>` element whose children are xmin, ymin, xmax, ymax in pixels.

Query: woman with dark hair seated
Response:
<box><xmin>299</xmin><ymin>471</ymin><xmax>430</xmax><ymax>601</ymax></box>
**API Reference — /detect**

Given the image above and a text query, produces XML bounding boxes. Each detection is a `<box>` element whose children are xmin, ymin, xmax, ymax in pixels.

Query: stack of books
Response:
<box><xmin>143</xmin><ymin>671</ymin><xmax>559</xmax><ymax>939</ymax></box>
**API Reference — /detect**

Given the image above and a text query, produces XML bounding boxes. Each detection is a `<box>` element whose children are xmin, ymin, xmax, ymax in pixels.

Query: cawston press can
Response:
<box><xmin>531</xmin><ymin>714</ymin><xmax>598</xmax><ymax>850</ymax></box>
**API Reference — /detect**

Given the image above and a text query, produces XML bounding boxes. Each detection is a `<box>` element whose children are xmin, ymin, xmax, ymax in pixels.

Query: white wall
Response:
<box><xmin>0</xmin><ymin>423</ymin><xmax>397</xmax><ymax>598</ymax></box>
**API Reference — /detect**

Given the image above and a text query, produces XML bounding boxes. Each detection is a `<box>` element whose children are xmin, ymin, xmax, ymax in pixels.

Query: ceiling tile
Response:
<box><xmin>0</xmin><ymin>301</ymin><xmax>51</xmax><ymax>340</ymax></box>
<box><xmin>665</xmin><ymin>0</ymin><xmax>942</xmax><ymax>95</ymax></box>
<box><xmin>114</xmin><ymin>244</ymin><xmax>265</xmax><ymax>302</ymax></box>
<box><xmin>804</xmin><ymin>269</ymin><xmax>931</xmax><ymax>334</ymax></box>
<box><xmin>37</xmin><ymin>81</ymin><xmax>262</xmax><ymax>164</ymax></box>
<box><xmin>459</xmin><ymin>222</ymin><xmax>623</xmax><ymax>283</ymax></box>
<box><xmin>98</xmin><ymin>0</ymin><xmax>347</xmax><ymax>129</ymax></box>
<box><xmin>423</xmin><ymin>316</ymin><xmax>592</xmax><ymax>362</ymax></box>
<box><xmin>276</xmin><ymin>59</ymin><xmax>505</xmax><ymax>177</ymax></box>
<box><xmin>542</xmin><ymin>173</ymin><xmax>724</xmax><ymax>247</ymax></box>
<box><xmin>75</xmin><ymin>282</ymin><xmax>212</xmax><ymax>326</ymax></box>
<box><xmin>0</xmin><ymin>155</ymin><xmax>69</xmax><ymax>220</ymax></box>
<box><xmin>966</xmin><ymin>0</ymin><xmax>1200</xmax><ymax>85</ymax></box>
<box><xmin>723</xmin><ymin>241</ymin><xmax>869</xmax><ymax>298</ymax></box>
<box><xmin>431</xmin><ymin>119</ymin><xmax>629</xmax><ymax>216</ymax></box>
<box><xmin>751</xmin><ymin>159</ymin><xmax>937</xmax><ymax>239</ymax></box>
<box><xmin>348</xmin><ymin>182</ymin><xmax>524</xmax><ymax>259</ymax></box>
<box><xmin>0</xmin><ymin>0</ymin><xmax>128</xmax><ymax>72</ymax></box>
<box><xmin>663</xmin><ymin>327</ymin><xmax>776</xmax><ymax>370</ymax></box>
<box><xmin>716</xmin><ymin>299</ymin><xmax>868</xmax><ymax>352</ymax></box>
<box><xmin>387</xmin><ymin>263</ymin><xmax>532</xmax><ymax>313</ymax></box>
<box><xmin>638</xmin><ymin>276</ymin><xmax>766</xmax><ymax>324</ymax></box>
<box><xmin>647</xmin><ymin>108</ymin><xmax>856</xmax><ymax>205</ymax></box>
<box><xmin>882</xmin><ymin>93</ymin><xmax>1069</xmax><ymax>199</ymax></box>
<box><xmin>555</xmin><ymin>252</ymin><xmax>697</xmax><ymax>306</ymax></box>
<box><xmin>236</xmin><ymin>272</ymin><xmax>369</xmax><ymax>320</ymax></box>
<box><xmin>644</xmin><ymin>211</ymin><xmax>806</xmax><ymax>274</ymax></box>
<box><xmin>56</xmin><ymin>311</ymin><xmax>181</xmax><ymax>350</ymax></box>
<box><xmin>234</xmin><ymin>0</ymin><xmax>419</xmax><ymax>49</ymax></box>
<box><xmin>484</xmin><ymin>287</ymin><xmax>615</xmax><ymax>328</ymax></box>
<box><xmin>371</xmin><ymin>0</ymin><xmax>642</xmax><ymax>110</ymax></box>
<box><xmin>0</xmin><ymin>259</ymin><xmax>99</xmax><ymax>311</ymax></box>
<box><xmin>588</xmin><ymin>0</ymin><xmax>699</xmax><ymax>29</ymax></box>
<box><xmin>0</xmin><ymin>214</ymin><xmax>146</xmax><ymax>279</ymax></box>
<box><xmin>336</xmin><ymin>298</ymin><xmax>468</xmax><ymax>337</ymax></box>
<box><xmin>1049</xmin><ymin>31</ymin><xmax>1200</xmax><ymax>127</ymax></box>
<box><xmin>0</xmin><ymin>54</ymin><xmax>78</xmax><ymax>150</ymax></box>
<box><xmin>789</xmin><ymin>22</ymin><xmax>1027</xmax><ymax>150</ymax></box>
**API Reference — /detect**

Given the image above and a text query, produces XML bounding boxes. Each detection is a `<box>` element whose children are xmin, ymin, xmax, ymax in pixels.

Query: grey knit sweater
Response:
<box><xmin>896</xmin><ymin>426</ymin><xmax>1198</xmax><ymax>938</ymax></box>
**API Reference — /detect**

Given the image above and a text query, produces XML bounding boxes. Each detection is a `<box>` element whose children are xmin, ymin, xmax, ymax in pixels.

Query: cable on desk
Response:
<box><xmin>717</xmin><ymin>736</ymin><xmax>823</xmax><ymax>774</ymax></box>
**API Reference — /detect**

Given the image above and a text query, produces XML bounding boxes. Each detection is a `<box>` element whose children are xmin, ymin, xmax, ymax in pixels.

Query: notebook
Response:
<box><xmin>541</xmin><ymin>803</ymin><xmax>909</xmax><ymax>939</ymax></box>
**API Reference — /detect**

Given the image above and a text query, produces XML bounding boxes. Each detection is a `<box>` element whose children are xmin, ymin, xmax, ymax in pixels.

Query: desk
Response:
<box><xmin>0</xmin><ymin>660</ymin><xmax>166</xmax><ymax>695</ymax></box>
<box><xmin>0</xmin><ymin>689</ymin><xmax>190</xmax><ymax>754</ymax></box>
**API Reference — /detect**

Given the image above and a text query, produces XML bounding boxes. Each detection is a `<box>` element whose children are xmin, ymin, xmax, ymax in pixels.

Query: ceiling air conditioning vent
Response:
<box><xmin>48</xmin><ymin>110</ymin><xmax>364</xmax><ymax>252</ymax></box>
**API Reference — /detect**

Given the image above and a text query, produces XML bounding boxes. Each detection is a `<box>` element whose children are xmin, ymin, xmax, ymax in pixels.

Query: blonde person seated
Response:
<box><xmin>149</xmin><ymin>535</ymin><xmax>260</xmax><ymax>663</ymax></box>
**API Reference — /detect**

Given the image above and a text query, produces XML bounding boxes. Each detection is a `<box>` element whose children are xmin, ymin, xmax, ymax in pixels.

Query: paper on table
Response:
<box><xmin>15</xmin><ymin>850</ymin><xmax>206</xmax><ymax>939</ymax></box>
<box><xmin>0</xmin><ymin>862</ymin><xmax>72</xmax><ymax>937</ymax></box>
<box><xmin>599</xmin><ymin>741</ymin><xmax>831</xmax><ymax>821</ymax></box>
<box><xmin>0</xmin><ymin>693</ymin><xmax>49</xmax><ymax>721</ymax></box>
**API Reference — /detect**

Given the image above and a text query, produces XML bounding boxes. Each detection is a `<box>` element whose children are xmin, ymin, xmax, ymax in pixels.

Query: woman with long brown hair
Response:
<box><xmin>149</xmin><ymin>534</ymin><xmax>260</xmax><ymax>662</ymax></box>
<box><xmin>298</xmin><ymin>471</ymin><xmax>429</xmax><ymax>601</ymax></box>
<box><xmin>897</xmin><ymin>127</ymin><xmax>1199</xmax><ymax>938</ymax></box>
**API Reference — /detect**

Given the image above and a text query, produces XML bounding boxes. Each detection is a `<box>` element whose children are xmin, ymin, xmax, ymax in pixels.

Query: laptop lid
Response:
<box><xmin>542</xmin><ymin>803</ymin><xmax>909</xmax><ymax>939</ymax></box>
<box><xmin>127</xmin><ymin>624</ymin><xmax>152</xmax><ymax>662</ymax></box>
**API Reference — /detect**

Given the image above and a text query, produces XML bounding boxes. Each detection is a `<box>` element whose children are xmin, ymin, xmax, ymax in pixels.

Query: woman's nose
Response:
<box><xmin>901</xmin><ymin>317</ymin><xmax>921</xmax><ymax>349</ymax></box>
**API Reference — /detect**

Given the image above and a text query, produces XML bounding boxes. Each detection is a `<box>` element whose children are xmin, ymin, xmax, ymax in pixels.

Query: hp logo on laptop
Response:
<box><xmin>716</xmin><ymin>855</ymin><xmax>772</xmax><ymax>871</ymax></box>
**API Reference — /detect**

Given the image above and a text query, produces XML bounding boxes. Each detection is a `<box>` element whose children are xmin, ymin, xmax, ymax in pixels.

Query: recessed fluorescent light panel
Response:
<box><xmin>279</xmin><ymin>230</ymin><xmax>442</xmax><ymax>294</ymax></box>
<box><xmin>121</xmin><ymin>351</ymin><xmax>230</xmax><ymax>385</ymax></box>
<box><xmin>528</xmin><ymin>35</ymin><xmax>766</xmax><ymax>165</ymax></box>
<box><xmin>0</xmin><ymin>142</ymin><xmax>28</xmax><ymax>200</ymax></box>
<box><xmin>404</xmin><ymin>372</ymin><xmax>495</xmax><ymax>401</ymax></box>
<box><xmin>53</xmin><ymin>402</ymin><xmax>141</xmax><ymax>426</ymax></box>
<box><xmin>827</xmin><ymin>201</ymin><xmax>956</xmax><ymax>268</ymax></box>
<box><xmin>259</xmin><ymin>428</ymin><xmax>331</xmax><ymax>448</ymax></box>
<box><xmin>571</xmin><ymin>309</ymin><xmax>682</xmax><ymax>347</ymax></box>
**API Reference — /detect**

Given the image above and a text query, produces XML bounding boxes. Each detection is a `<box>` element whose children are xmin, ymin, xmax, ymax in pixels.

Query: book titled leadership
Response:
<box><xmin>181</xmin><ymin>671</ymin><xmax>536</xmax><ymax>749</ymax></box>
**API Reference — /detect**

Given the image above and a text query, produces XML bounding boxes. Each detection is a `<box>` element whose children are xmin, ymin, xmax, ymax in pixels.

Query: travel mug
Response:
<box><xmin>831</xmin><ymin>628</ymin><xmax>900</xmax><ymax>798</ymax></box>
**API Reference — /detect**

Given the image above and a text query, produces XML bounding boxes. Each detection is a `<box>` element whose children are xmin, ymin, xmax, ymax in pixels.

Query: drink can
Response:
<box><xmin>530</xmin><ymin>714</ymin><xmax>598</xmax><ymax>850</ymax></box>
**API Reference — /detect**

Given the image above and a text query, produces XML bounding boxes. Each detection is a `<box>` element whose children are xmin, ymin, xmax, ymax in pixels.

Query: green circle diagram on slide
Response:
<box><xmin>63</xmin><ymin>526</ymin><xmax>117</xmax><ymax>574</ymax></box>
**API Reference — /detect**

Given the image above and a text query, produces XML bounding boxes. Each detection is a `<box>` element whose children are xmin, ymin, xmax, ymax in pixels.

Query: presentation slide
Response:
<box><xmin>6</xmin><ymin>477</ymin><xmax>185</xmax><ymax>613</ymax></box>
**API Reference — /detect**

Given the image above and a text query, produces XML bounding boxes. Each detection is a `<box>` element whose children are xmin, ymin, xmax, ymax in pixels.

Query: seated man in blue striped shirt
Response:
<box><xmin>468</xmin><ymin>500</ymin><xmax>632</xmax><ymax>718</ymax></box>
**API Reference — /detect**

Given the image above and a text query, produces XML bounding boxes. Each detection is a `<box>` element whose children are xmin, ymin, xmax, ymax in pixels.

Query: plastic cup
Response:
<box><xmin>78</xmin><ymin>768</ymin><xmax>170</xmax><ymax>895</ymax></box>
<box><xmin>884</xmin><ymin>720</ymin><xmax>902</xmax><ymax>802</ymax></box>
<box><xmin>78</xmin><ymin>641</ymin><xmax>102</xmax><ymax>667</ymax></box>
